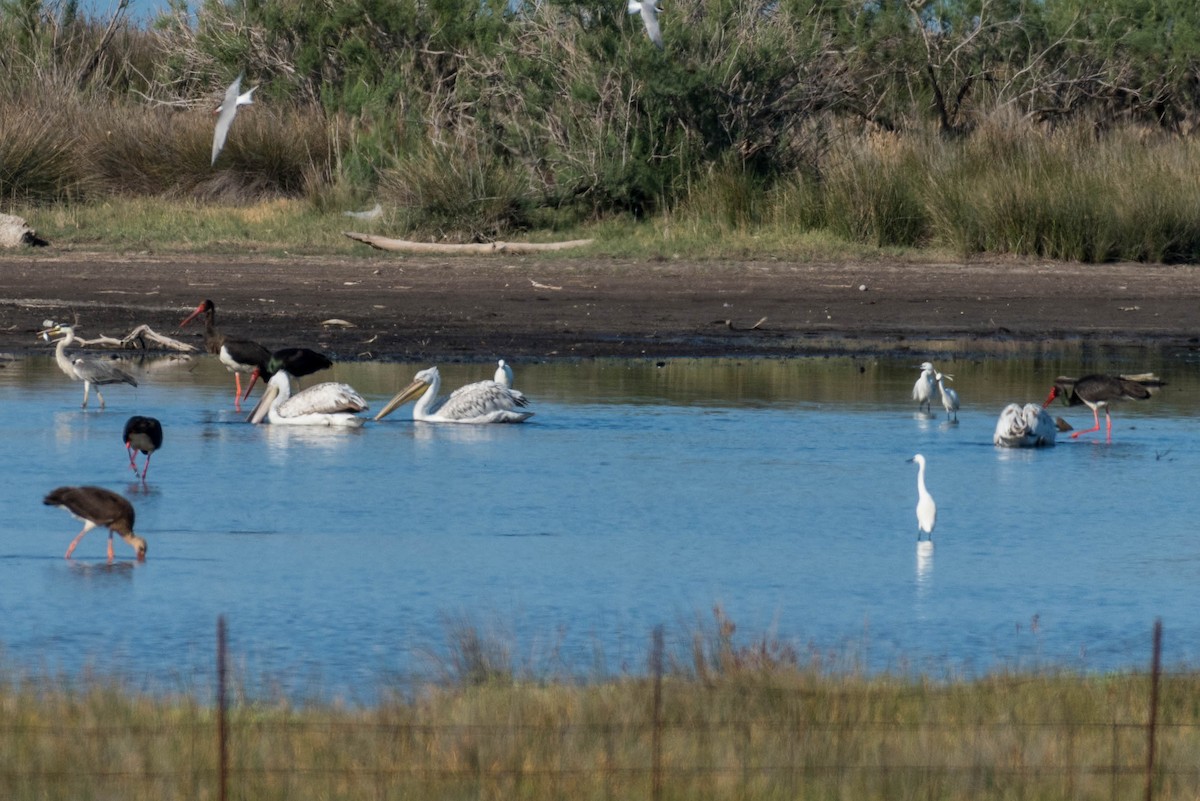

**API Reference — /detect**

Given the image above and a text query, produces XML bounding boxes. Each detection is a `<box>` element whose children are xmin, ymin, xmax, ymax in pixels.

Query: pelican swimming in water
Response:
<box><xmin>494</xmin><ymin>359</ymin><xmax>515</xmax><ymax>389</ymax></box>
<box><xmin>41</xmin><ymin>324</ymin><xmax>137</xmax><ymax>408</ymax></box>
<box><xmin>374</xmin><ymin>366</ymin><xmax>533</xmax><ymax>424</ymax></box>
<box><xmin>993</xmin><ymin>403</ymin><xmax>1058</xmax><ymax>448</ymax></box>
<box><xmin>248</xmin><ymin>370</ymin><xmax>368</xmax><ymax>427</ymax></box>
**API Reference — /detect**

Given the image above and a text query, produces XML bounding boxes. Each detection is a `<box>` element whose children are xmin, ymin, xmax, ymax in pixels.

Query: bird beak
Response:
<box><xmin>180</xmin><ymin>304</ymin><xmax>205</xmax><ymax>327</ymax></box>
<box><xmin>241</xmin><ymin>368</ymin><xmax>262</xmax><ymax>402</ymax></box>
<box><xmin>373</xmin><ymin>380</ymin><xmax>428</xmax><ymax>422</ymax></box>
<box><xmin>247</xmin><ymin>383</ymin><xmax>279</xmax><ymax>424</ymax></box>
<box><xmin>943</xmin><ymin>374</ymin><xmax>954</xmax><ymax>382</ymax></box>
<box><xmin>1041</xmin><ymin>387</ymin><xmax>1058</xmax><ymax>408</ymax></box>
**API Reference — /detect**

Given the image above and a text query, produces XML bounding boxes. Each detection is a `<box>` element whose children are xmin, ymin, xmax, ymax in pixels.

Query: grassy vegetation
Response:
<box><xmin>4</xmin><ymin>1</ymin><xmax>1200</xmax><ymax>262</ymax></box>
<box><xmin>1</xmin><ymin>623</ymin><xmax>1198</xmax><ymax>801</ymax></box>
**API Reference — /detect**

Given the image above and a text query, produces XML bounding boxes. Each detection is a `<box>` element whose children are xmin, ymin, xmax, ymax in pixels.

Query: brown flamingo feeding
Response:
<box><xmin>180</xmin><ymin>299</ymin><xmax>270</xmax><ymax>410</ymax></box>
<box><xmin>240</xmin><ymin>347</ymin><xmax>333</xmax><ymax>402</ymax></box>
<box><xmin>43</xmin><ymin>486</ymin><xmax>146</xmax><ymax>563</ymax></box>
<box><xmin>123</xmin><ymin>415</ymin><xmax>163</xmax><ymax>481</ymax></box>
<box><xmin>1043</xmin><ymin>373</ymin><xmax>1163</xmax><ymax>440</ymax></box>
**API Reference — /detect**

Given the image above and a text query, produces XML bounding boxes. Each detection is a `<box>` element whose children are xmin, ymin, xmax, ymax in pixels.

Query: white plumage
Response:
<box><xmin>912</xmin><ymin>361</ymin><xmax>936</xmax><ymax>412</ymax></box>
<box><xmin>627</xmin><ymin>0</ymin><xmax>663</xmax><ymax>49</ymax></box>
<box><xmin>908</xmin><ymin>454</ymin><xmax>937</xmax><ymax>542</ymax></box>
<box><xmin>212</xmin><ymin>73</ymin><xmax>252</xmax><ymax>166</ymax></box>
<box><xmin>248</xmin><ymin>370</ymin><xmax>368</xmax><ymax>427</ymax></box>
<box><xmin>494</xmin><ymin>359</ymin><xmax>515</xmax><ymax>389</ymax></box>
<box><xmin>934</xmin><ymin>371</ymin><xmax>959</xmax><ymax>421</ymax></box>
<box><xmin>374</xmin><ymin>366</ymin><xmax>533</xmax><ymax>424</ymax></box>
<box><xmin>993</xmin><ymin>403</ymin><xmax>1057</xmax><ymax>448</ymax></box>
<box><xmin>41</xmin><ymin>324</ymin><xmax>137</xmax><ymax>409</ymax></box>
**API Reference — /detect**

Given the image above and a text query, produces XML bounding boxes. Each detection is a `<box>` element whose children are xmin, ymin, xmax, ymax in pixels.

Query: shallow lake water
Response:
<box><xmin>1</xmin><ymin>346</ymin><xmax>1198</xmax><ymax>701</ymax></box>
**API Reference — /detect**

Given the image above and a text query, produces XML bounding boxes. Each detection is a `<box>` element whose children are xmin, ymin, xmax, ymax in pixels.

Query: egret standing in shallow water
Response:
<box><xmin>123</xmin><ymin>415</ymin><xmax>163</xmax><ymax>481</ymax></box>
<box><xmin>912</xmin><ymin>362</ymin><xmax>936</xmax><ymax>413</ymax></box>
<box><xmin>935</xmin><ymin>371</ymin><xmax>959</xmax><ymax>421</ymax></box>
<box><xmin>907</xmin><ymin>454</ymin><xmax>937</xmax><ymax>542</ymax></box>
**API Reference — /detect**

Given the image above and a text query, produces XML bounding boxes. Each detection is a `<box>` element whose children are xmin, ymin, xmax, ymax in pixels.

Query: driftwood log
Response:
<box><xmin>343</xmin><ymin>231</ymin><xmax>594</xmax><ymax>254</ymax></box>
<box><xmin>66</xmin><ymin>325</ymin><xmax>197</xmax><ymax>352</ymax></box>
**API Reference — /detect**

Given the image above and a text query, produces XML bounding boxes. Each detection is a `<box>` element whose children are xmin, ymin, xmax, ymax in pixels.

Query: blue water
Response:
<box><xmin>0</xmin><ymin>352</ymin><xmax>1197</xmax><ymax>701</ymax></box>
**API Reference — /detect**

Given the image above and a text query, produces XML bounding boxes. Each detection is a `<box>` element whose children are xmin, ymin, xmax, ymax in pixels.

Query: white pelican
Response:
<box><xmin>43</xmin><ymin>486</ymin><xmax>146</xmax><ymax>562</ymax></box>
<box><xmin>934</xmin><ymin>371</ymin><xmax>959</xmax><ymax>421</ymax></box>
<box><xmin>212</xmin><ymin>72</ymin><xmax>252</xmax><ymax>166</ymax></box>
<box><xmin>41</xmin><ymin>324</ymin><xmax>137</xmax><ymax>408</ymax></box>
<box><xmin>123</xmin><ymin>415</ymin><xmax>163</xmax><ymax>480</ymax></box>
<box><xmin>248</xmin><ymin>370</ymin><xmax>368</xmax><ymax>427</ymax></box>
<box><xmin>494</xmin><ymin>359</ymin><xmax>515</xmax><ymax>389</ymax></box>
<box><xmin>627</xmin><ymin>0</ymin><xmax>663</xmax><ymax>49</ymax></box>
<box><xmin>912</xmin><ymin>362</ymin><xmax>936</xmax><ymax>413</ymax></box>
<box><xmin>993</xmin><ymin>403</ymin><xmax>1057</xmax><ymax>448</ymax></box>
<box><xmin>907</xmin><ymin>454</ymin><xmax>936</xmax><ymax>542</ymax></box>
<box><xmin>1044</xmin><ymin>374</ymin><xmax>1161</xmax><ymax>441</ymax></box>
<box><xmin>374</xmin><ymin>366</ymin><xmax>533</xmax><ymax>424</ymax></box>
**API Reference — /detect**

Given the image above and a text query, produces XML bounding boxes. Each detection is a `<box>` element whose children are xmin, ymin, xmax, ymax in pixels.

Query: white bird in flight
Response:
<box><xmin>912</xmin><ymin>362</ymin><xmax>936</xmax><ymax>413</ymax></box>
<box><xmin>993</xmin><ymin>403</ymin><xmax>1057</xmax><ymax>448</ymax></box>
<box><xmin>247</xmin><ymin>370</ymin><xmax>369</xmax><ymax>427</ymax></box>
<box><xmin>212</xmin><ymin>73</ymin><xmax>254</xmax><ymax>166</ymax></box>
<box><xmin>374</xmin><ymin>366</ymin><xmax>533</xmax><ymax>424</ymax></box>
<box><xmin>907</xmin><ymin>454</ymin><xmax>937</xmax><ymax>542</ymax></box>
<box><xmin>934</xmin><ymin>371</ymin><xmax>959</xmax><ymax>421</ymax></box>
<box><xmin>627</xmin><ymin>0</ymin><xmax>663</xmax><ymax>49</ymax></box>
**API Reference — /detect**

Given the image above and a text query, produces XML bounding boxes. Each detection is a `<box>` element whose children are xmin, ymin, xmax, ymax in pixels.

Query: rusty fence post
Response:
<box><xmin>217</xmin><ymin>616</ymin><xmax>228</xmax><ymax>801</ymax></box>
<box><xmin>1145</xmin><ymin>618</ymin><xmax>1162</xmax><ymax>801</ymax></box>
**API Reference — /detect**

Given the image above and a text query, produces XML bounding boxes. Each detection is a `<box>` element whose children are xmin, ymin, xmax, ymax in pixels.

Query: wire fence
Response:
<box><xmin>3</xmin><ymin>618</ymin><xmax>1199</xmax><ymax>801</ymax></box>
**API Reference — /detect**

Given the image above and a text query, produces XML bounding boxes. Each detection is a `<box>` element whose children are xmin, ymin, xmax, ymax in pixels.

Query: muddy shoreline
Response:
<box><xmin>1</xmin><ymin>251</ymin><xmax>1197</xmax><ymax>362</ymax></box>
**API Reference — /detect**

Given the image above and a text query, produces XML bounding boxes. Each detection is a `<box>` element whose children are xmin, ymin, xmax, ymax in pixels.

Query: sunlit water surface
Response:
<box><xmin>1</xmin><ymin>349</ymin><xmax>1199</xmax><ymax>701</ymax></box>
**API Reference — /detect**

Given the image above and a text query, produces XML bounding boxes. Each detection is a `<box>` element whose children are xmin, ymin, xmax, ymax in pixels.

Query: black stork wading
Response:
<box><xmin>1043</xmin><ymin>374</ymin><xmax>1164</xmax><ymax>441</ymax></box>
<box><xmin>240</xmin><ymin>347</ymin><xmax>333</xmax><ymax>403</ymax></box>
<box><xmin>43</xmin><ymin>486</ymin><xmax>147</xmax><ymax>563</ymax></box>
<box><xmin>123</xmin><ymin>415</ymin><xmax>163</xmax><ymax>481</ymax></box>
<box><xmin>40</xmin><ymin>324</ymin><xmax>137</xmax><ymax>409</ymax></box>
<box><xmin>180</xmin><ymin>299</ymin><xmax>270</xmax><ymax>410</ymax></box>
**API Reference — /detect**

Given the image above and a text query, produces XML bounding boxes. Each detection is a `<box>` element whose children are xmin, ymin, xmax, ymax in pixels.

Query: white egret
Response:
<box><xmin>494</xmin><ymin>359</ymin><xmax>515</xmax><ymax>389</ymax></box>
<box><xmin>934</xmin><ymin>371</ymin><xmax>959</xmax><ymax>421</ymax></box>
<box><xmin>43</xmin><ymin>486</ymin><xmax>146</xmax><ymax>563</ymax></box>
<box><xmin>627</xmin><ymin>0</ymin><xmax>663</xmax><ymax>49</ymax></box>
<box><xmin>374</xmin><ymin>366</ymin><xmax>533</xmax><ymax>424</ymax></box>
<box><xmin>912</xmin><ymin>362</ymin><xmax>936</xmax><ymax>412</ymax></box>
<box><xmin>993</xmin><ymin>403</ymin><xmax>1057</xmax><ymax>448</ymax></box>
<box><xmin>248</xmin><ymin>370</ymin><xmax>369</xmax><ymax>427</ymax></box>
<box><xmin>907</xmin><ymin>454</ymin><xmax>936</xmax><ymax>542</ymax></box>
<box><xmin>1044</xmin><ymin>374</ymin><xmax>1161</xmax><ymax>440</ymax></box>
<box><xmin>41</xmin><ymin>324</ymin><xmax>137</xmax><ymax>409</ymax></box>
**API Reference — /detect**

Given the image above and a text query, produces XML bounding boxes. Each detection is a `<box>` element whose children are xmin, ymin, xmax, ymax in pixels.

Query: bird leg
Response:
<box><xmin>141</xmin><ymin>453</ymin><xmax>152</xmax><ymax>481</ymax></box>
<box><xmin>64</xmin><ymin>521</ymin><xmax>97</xmax><ymax>559</ymax></box>
<box><xmin>81</xmin><ymin>381</ymin><xmax>90</xmax><ymax>409</ymax></box>
<box><xmin>106</xmin><ymin>532</ymin><xmax>115</xmax><ymax>564</ymax></box>
<box><xmin>127</xmin><ymin>444</ymin><xmax>141</xmax><ymax>475</ymax></box>
<box><xmin>233</xmin><ymin>374</ymin><xmax>244</xmax><ymax>410</ymax></box>
<box><xmin>97</xmin><ymin>387</ymin><xmax>106</xmax><ymax>409</ymax></box>
<box><xmin>1071</xmin><ymin>407</ymin><xmax>1103</xmax><ymax>439</ymax></box>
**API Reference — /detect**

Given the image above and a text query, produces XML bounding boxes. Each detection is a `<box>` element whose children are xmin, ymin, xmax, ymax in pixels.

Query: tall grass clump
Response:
<box><xmin>820</xmin><ymin>131</ymin><xmax>930</xmax><ymax>248</ymax></box>
<box><xmin>925</xmin><ymin>113</ymin><xmax>1200</xmax><ymax>263</ymax></box>
<box><xmin>0</xmin><ymin>87</ymin><xmax>87</xmax><ymax>203</ymax></box>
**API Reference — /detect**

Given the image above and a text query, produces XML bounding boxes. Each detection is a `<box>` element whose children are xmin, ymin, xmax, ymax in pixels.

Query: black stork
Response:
<box><xmin>40</xmin><ymin>324</ymin><xmax>137</xmax><ymax>409</ymax></box>
<box><xmin>123</xmin><ymin>416</ymin><xmax>163</xmax><ymax>481</ymax></box>
<box><xmin>180</xmin><ymin>299</ymin><xmax>269</xmax><ymax>410</ymax></box>
<box><xmin>240</xmin><ymin>347</ymin><xmax>333</xmax><ymax>402</ymax></box>
<box><xmin>1043</xmin><ymin>373</ymin><xmax>1163</xmax><ymax>440</ymax></box>
<box><xmin>43</xmin><ymin>486</ymin><xmax>146</xmax><ymax>562</ymax></box>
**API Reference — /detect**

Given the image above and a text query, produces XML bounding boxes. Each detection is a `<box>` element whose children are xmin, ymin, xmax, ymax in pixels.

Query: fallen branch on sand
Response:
<box><xmin>343</xmin><ymin>231</ymin><xmax>594</xmax><ymax>254</ymax></box>
<box><xmin>65</xmin><ymin>325</ymin><xmax>198</xmax><ymax>352</ymax></box>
